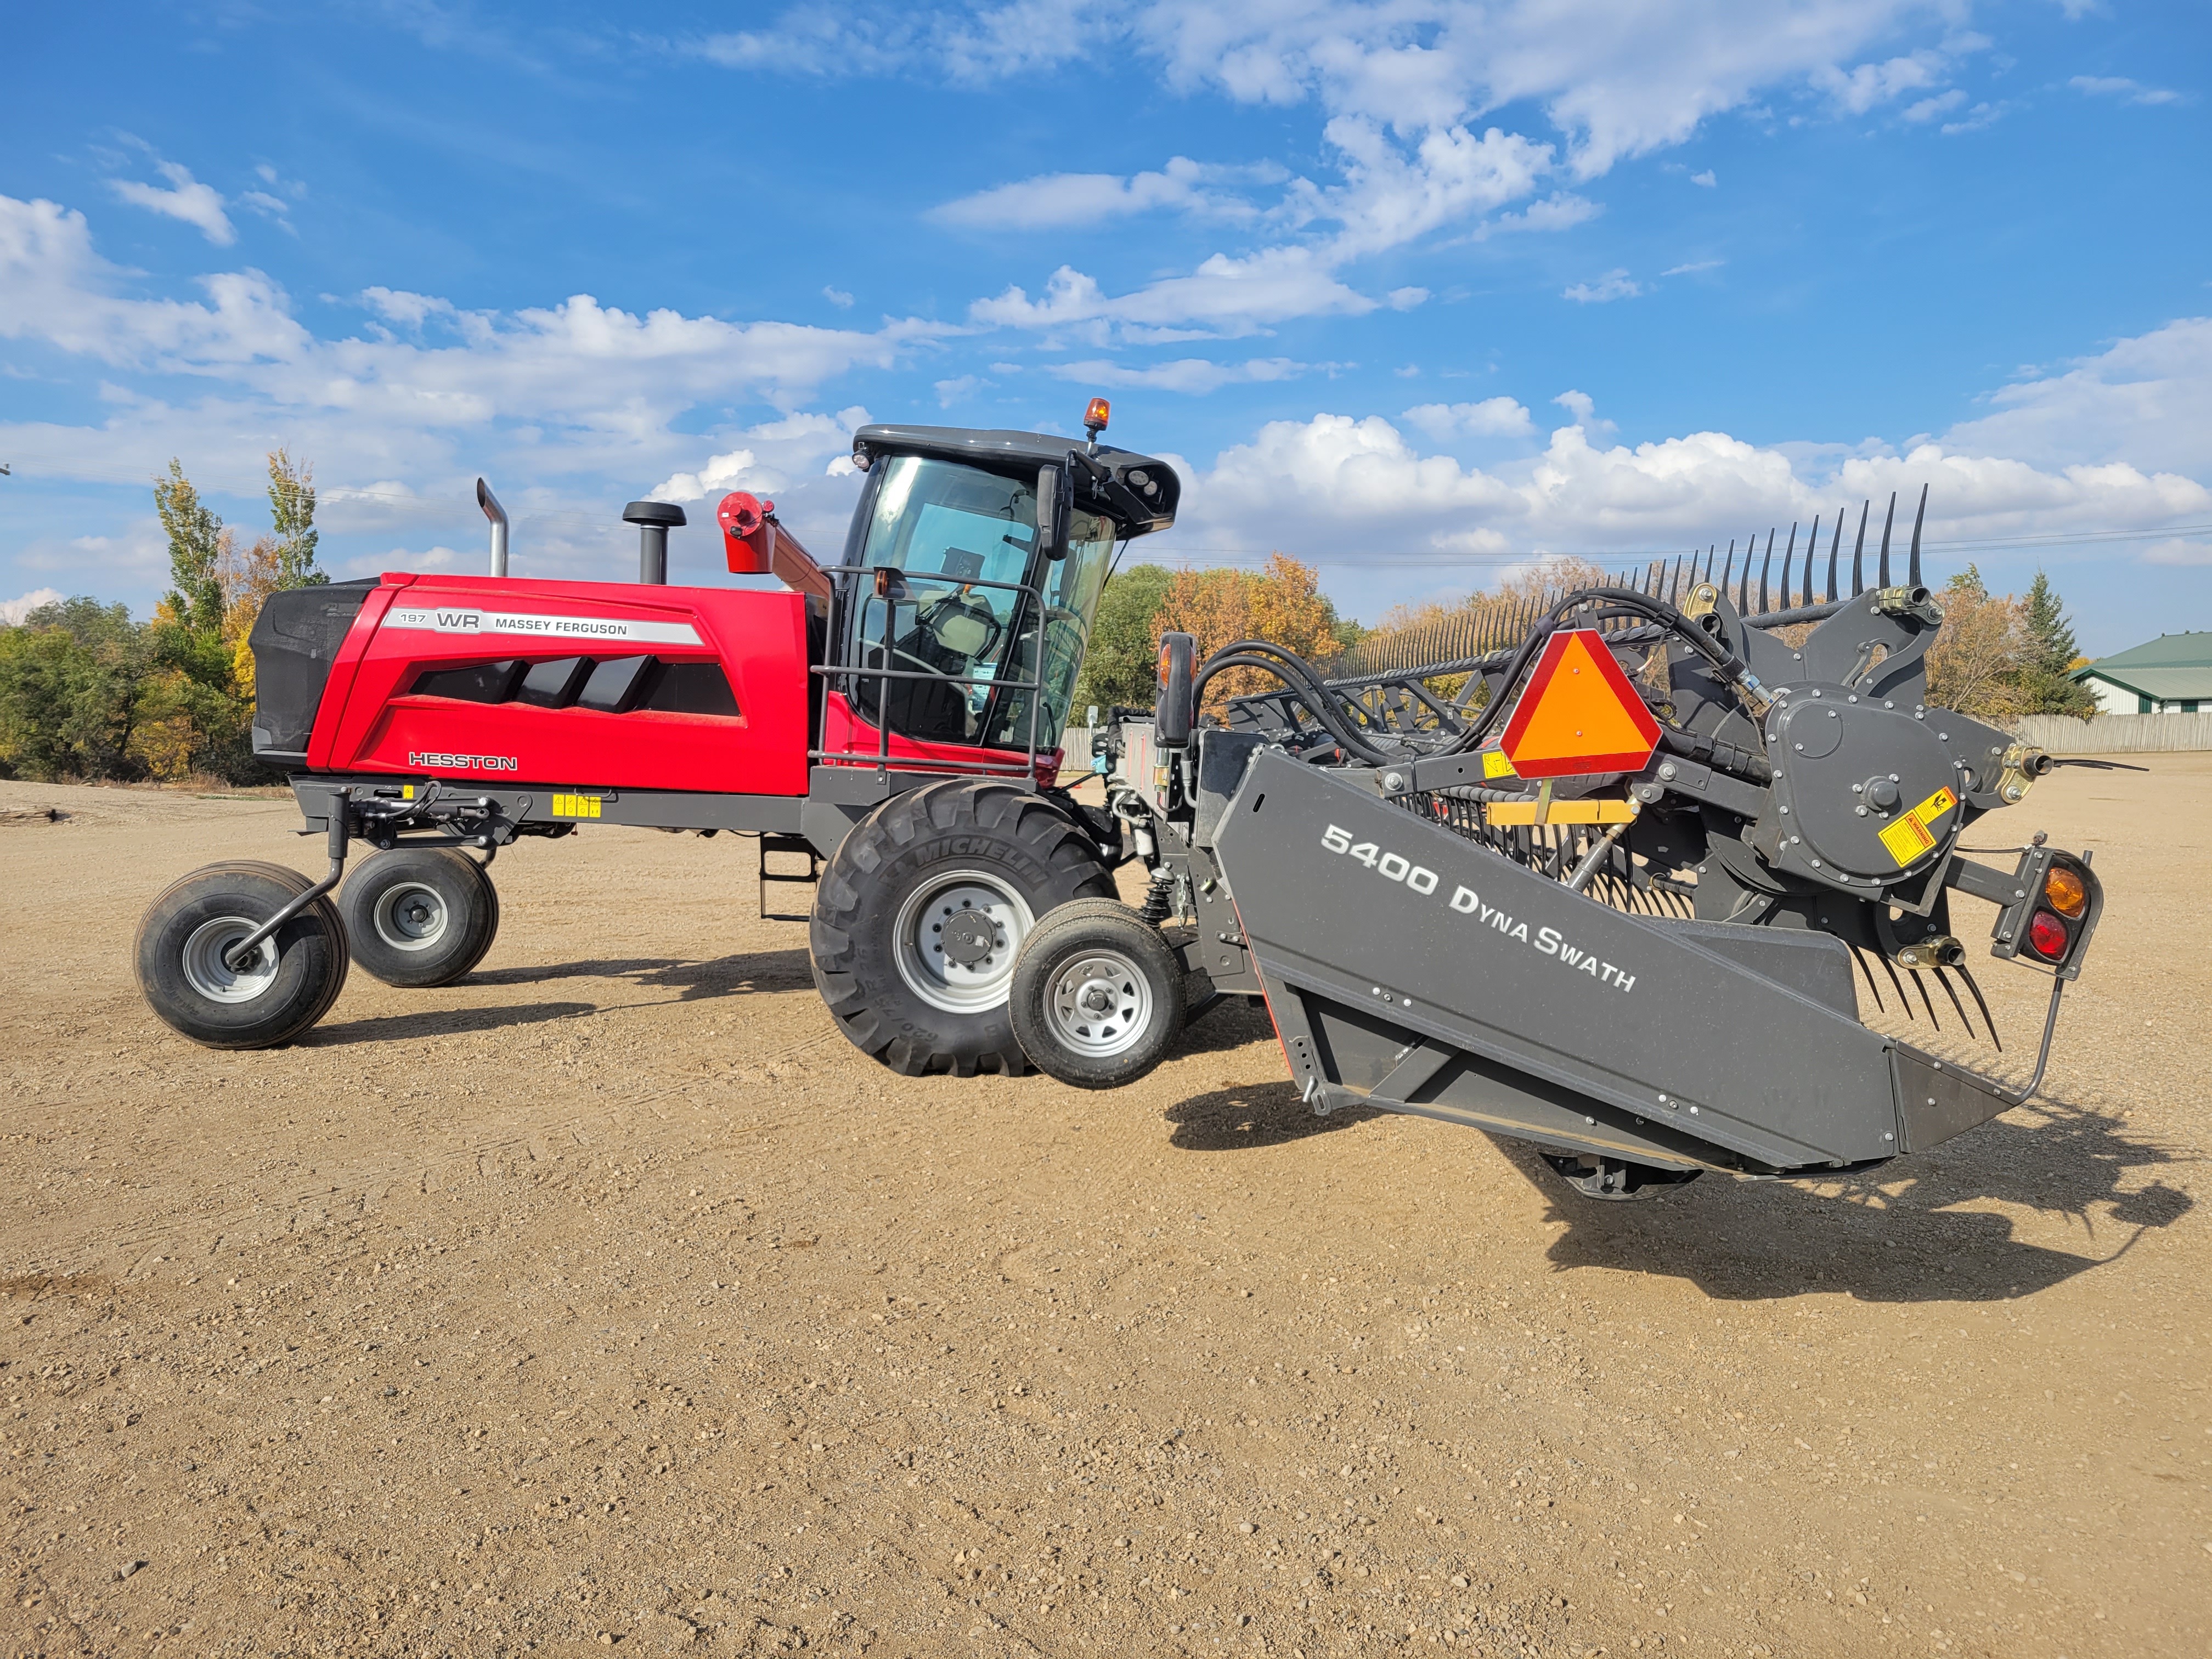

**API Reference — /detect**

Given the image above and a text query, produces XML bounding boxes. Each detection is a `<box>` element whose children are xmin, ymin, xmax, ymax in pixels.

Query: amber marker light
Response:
<box><xmin>2044</xmin><ymin>864</ymin><xmax>2087</xmax><ymax>918</ymax></box>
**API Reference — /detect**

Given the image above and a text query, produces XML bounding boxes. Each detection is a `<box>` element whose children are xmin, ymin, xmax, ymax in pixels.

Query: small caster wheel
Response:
<box><xmin>133</xmin><ymin>860</ymin><xmax>349</xmax><ymax>1049</ymax></box>
<box><xmin>1009</xmin><ymin>898</ymin><xmax>1184</xmax><ymax>1088</ymax></box>
<box><xmin>340</xmin><ymin>847</ymin><xmax>499</xmax><ymax>988</ymax></box>
<box><xmin>1540</xmin><ymin>1152</ymin><xmax>1702</xmax><ymax>1201</ymax></box>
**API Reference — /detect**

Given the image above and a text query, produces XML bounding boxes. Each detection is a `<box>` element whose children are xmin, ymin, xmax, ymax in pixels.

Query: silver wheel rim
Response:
<box><xmin>181</xmin><ymin>917</ymin><xmax>280</xmax><ymax>1004</ymax></box>
<box><xmin>372</xmin><ymin>880</ymin><xmax>450</xmax><ymax>952</ymax></box>
<box><xmin>1045</xmin><ymin>949</ymin><xmax>1153</xmax><ymax>1058</ymax></box>
<box><xmin>893</xmin><ymin>869</ymin><xmax>1035</xmax><ymax>1014</ymax></box>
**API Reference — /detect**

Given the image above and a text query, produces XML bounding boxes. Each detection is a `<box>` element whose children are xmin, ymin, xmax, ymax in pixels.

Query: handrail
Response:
<box><xmin>811</xmin><ymin>562</ymin><xmax>1054</xmax><ymax>781</ymax></box>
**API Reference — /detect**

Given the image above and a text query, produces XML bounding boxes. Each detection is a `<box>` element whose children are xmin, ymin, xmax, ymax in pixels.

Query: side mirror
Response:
<box><xmin>1036</xmin><ymin>464</ymin><xmax>1067</xmax><ymax>561</ymax></box>
<box><xmin>1155</xmin><ymin>631</ymin><xmax>1196</xmax><ymax>748</ymax></box>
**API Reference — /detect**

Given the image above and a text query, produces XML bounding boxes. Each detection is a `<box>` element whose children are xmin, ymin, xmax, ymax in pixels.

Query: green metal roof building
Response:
<box><xmin>2072</xmin><ymin>631</ymin><xmax>2212</xmax><ymax>714</ymax></box>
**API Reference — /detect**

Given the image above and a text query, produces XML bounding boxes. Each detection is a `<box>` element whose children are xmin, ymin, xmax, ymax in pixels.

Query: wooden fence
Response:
<box><xmin>2014</xmin><ymin>712</ymin><xmax>2212</xmax><ymax>754</ymax></box>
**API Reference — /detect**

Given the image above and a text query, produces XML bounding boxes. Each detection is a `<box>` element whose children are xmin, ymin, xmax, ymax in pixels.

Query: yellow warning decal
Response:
<box><xmin>1876</xmin><ymin>784</ymin><xmax>1957</xmax><ymax>866</ymax></box>
<box><xmin>1481</xmin><ymin>748</ymin><xmax>1518</xmax><ymax>780</ymax></box>
<box><xmin>551</xmin><ymin>793</ymin><xmax>603</xmax><ymax>820</ymax></box>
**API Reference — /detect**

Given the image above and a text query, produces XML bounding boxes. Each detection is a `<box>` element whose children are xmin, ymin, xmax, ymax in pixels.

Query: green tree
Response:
<box><xmin>266</xmin><ymin>446</ymin><xmax>324</xmax><ymax>589</ymax></box>
<box><xmin>1073</xmin><ymin>562</ymin><xmax>1176</xmax><ymax>714</ymax></box>
<box><xmin>0</xmin><ymin>598</ymin><xmax>153</xmax><ymax>780</ymax></box>
<box><xmin>153</xmin><ymin>460</ymin><xmax>228</xmax><ymax>638</ymax></box>
<box><xmin>2018</xmin><ymin>571</ymin><xmax>2098</xmax><ymax>718</ymax></box>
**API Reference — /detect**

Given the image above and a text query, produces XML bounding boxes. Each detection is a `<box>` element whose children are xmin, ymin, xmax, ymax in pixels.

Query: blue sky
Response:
<box><xmin>3</xmin><ymin>1</ymin><xmax>2207</xmax><ymax>651</ymax></box>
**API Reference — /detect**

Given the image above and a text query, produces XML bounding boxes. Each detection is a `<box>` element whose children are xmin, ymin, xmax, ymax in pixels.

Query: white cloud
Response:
<box><xmin>1903</xmin><ymin>88</ymin><xmax>1967</xmax><ymax>123</ymax></box>
<box><xmin>360</xmin><ymin>286</ymin><xmax>457</xmax><ymax>328</ymax></box>
<box><xmin>1402</xmin><ymin>397</ymin><xmax>1534</xmax><ymax>441</ymax></box>
<box><xmin>758</xmin><ymin>2</ymin><xmax>1980</xmax><ymax>338</ymax></box>
<box><xmin>109</xmin><ymin>160</ymin><xmax>235</xmax><ymax>246</ymax></box>
<box><xmin>1044</xmin><ymin>357</ymin><xmax>1309</xmax><ymax>394</ymax></box>
<box><xmin>1939</xmin><ymin>100</ymin><xmax>2011</xmax><ymax>134</ymax></box>
<box><xmin>1</xmin><ymin>587</ymin><xmax>65</xmax><ymax>624</ymax></box>
<box><xmin>823</xmin><ymin>286</ymin><xmax>855</xmax><ymax>308</ymax></box>
<box><xmin>2143</xmin><ymin>538</ymin><xmax>2212</xmax><ymax>567</ymax></box>
<box><xmin>2070</xmin><ymin>75</ymin><xmax>2182</xmax><ymax>107</ymax></box>
<box><xmin>934</xmin><ymin>374</ymin><xmax>984</xmax><ymax>405</ymax></box>
<box><xmin>972</xmin><ymin>246</ymin><xmax>1379</xmax><ymax>340</ymax></box>
<box><xmin>1662</xmin><ymin>259</ymin><xmax>1724</xmax><ymax>276</ymax></box>
<box><xmin>930</xmin><ymin>157</ymin><xmax>1279</xmax><ymax>230</ymax></box>
<box><xmin>1562</xmin><ymin>269</ymin><xmax>1640</xmax><ymax>303</ymax></box>
<box><xmin>1158</xmin><ymin>404</ymin><xmax>2211</xmax><ymax>614</ymax></box>
<box><xmin>1690</xmin><ymin>170</ymin><xmax>1717</xmax><ymax>187</ymax></box>
<box><xmin>1941</xmin><ymin>317</ymin><xmax>2212</xmax><ymax>478</ymax></box>
<box><xmin>0</xmin><ymin>193</ymin><xmax>920</xmax><ymax>579</ymax></box>
<box><xmin>1813</xmin><ymin>50</ymin><xmax>1946</xmax><ymax>115</ymax></box>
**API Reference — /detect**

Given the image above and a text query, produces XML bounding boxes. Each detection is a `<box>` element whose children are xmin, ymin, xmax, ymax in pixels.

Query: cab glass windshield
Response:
<box><xmin>848</xmin><ymin>455</ymin><xmax>1119</xmax><ymax>749</ymax></box>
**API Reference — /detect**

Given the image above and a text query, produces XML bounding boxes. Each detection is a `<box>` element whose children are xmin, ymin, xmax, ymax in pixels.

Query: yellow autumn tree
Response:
<box><xmin>1159</xmin><ymin>554</ymin><xmax>1343</xmax><ymax>711</ymax></box>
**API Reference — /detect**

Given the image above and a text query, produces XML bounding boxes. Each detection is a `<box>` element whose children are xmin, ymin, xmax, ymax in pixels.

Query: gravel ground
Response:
<box><xmin>2</xmin><ymin>757</ymin><xmax>2207</xmax><ymax>1658</ymax></box>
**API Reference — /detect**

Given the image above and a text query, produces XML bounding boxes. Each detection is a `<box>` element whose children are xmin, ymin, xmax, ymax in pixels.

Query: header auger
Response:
<box><xmin>133</xmin><ymin>408</ymin><xmax>2104</xmax><ymax>1205</ymax></box>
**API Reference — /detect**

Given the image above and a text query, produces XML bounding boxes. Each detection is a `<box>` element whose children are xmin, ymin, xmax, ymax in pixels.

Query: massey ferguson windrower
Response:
<box><xmin>136</xmin><ymin>419</ymin><xmax>2106</xmax><ymax>1199</ymax></box>
<box><xmin>136</xmin><ymin>404</ymin><xmax>1173</xmax><ymax>1075</ymax></box>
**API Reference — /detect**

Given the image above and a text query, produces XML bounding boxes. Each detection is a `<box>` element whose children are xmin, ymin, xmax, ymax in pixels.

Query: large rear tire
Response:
<box><xmin>339</xmin><ymin>847</ymin><xmax>499</xmax><ymax>988</ymax></box>
<box><xmin>810</xmin><ymin>778</ymin><xmax>1113</xmax><ymax>1076</ymax></box>
<box><xmin>134</xmin><ymin>861</ymin><xmax>349</xmax><ymax>1049</ymax></box>
<box><xmin>1009</xmin><ymin>898</ymin><xmax>1185</xmax><ymax>1088</ymax></box>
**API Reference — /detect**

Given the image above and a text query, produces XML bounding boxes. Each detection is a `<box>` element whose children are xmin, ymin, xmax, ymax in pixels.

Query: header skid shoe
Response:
<box><xmin>1211</xmin><ymin>749</ymin><xmax>2015</xmax><ymax>1178</ymax></box>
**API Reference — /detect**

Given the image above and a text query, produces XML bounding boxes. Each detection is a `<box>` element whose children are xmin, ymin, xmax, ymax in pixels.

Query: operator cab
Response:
<box><xmin>838</xmin><ymin>409</ymin><xmax>1180</xmax><ymax>755</ymax></box>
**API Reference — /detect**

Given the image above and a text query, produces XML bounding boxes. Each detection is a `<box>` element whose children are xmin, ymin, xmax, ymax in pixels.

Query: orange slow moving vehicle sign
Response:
<box><xmin>1498</xmin><ymin>628</ymin><xmax>1663</xmax><ymax>779</ymax></box>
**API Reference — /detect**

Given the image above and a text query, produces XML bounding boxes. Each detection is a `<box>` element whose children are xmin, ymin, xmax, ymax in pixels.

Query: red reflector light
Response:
<box><xmin>2027</xmin><ymin>909</ymin><xmax>2069</xmax><ymax>961</ymax></box>
<box><xmin>2044</xmin><ymin>865</ymin><xmax>2087</xmax><ymax>917</ymax></box>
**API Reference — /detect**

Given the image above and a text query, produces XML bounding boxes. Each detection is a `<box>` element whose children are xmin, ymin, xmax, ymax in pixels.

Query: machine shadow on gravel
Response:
<box><xmin>300</xmin><ymin>998</ymin><xmax>596</xmax><ymax>1046</ymax></box>
<box><xmin>1510</xmin><ymin>1096</ymin><xmax>2193</xmax><ymax>1304</ymax></box>
<box><xmin>466</xmin><ymin>949</ymin><xmax>815</xmax><ymax>1000</ymax></box>
<box><xmin>1165</xmin><ymin>1080</ymin><xmax>1381</xmax><ymax>1151</ymax></box>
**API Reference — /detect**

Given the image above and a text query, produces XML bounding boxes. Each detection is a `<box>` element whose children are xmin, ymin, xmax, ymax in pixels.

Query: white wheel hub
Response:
<box><xmin>373</xmin><ymin>880</ymin><xmax>450</xmax><ymax>952</ymax></box>
<box><xmin>181</xmin><ymin>917</ymin><xmax>279</xmax><ymax>1003</ymax></box>
<box><xmin>1046</xmin><ymin>949</ymin><xmax>1152</xmax><ymax>1058</ymax></box>
<box><xmin>894</xmin><ymin>871</ymin><xmax>1035</xmax><ymax>1014</ymax></box>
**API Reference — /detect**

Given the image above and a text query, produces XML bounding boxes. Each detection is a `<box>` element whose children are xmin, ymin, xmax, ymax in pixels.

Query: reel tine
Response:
<box><xmin>1720</xmin><ymin>541</ymin><xmax>1735</xmax><ymax>595</ymax></box>
<box><xmin>1851</xmin><ymin>499</ymin><xmax>1869</xmax><ymax>595</ymax></box>
<box><xmin>1757</xmin><ymin>529</ymin><xmax>1774</xmax><ymax>614</ymax></box>
<box><xmin>1877</xmin><ymin>950</ymin><xmax>1910</xmax><ymax>1013</ymax></box>
<box><xmin>1826</xmin><ymin>511</ymin><xmax>1842</xmax><ymax>603</ymax></box>
<box><xmin>1907</xmin><ymin>967</ymin><xmax>1941</xmax><ymax>1030</ymax></box>
<box><xmin>1849</xmin><ymin>945</ymin><xmax>1886</xmax><ymax>1011</ymax></box>
<box><xmin>1780</xmin><ymin>522</ymin><xmax>1797</xmax><ymax>613</ymax></box>
<box><xmin>1877</xmin><ymin>491</ymin><xmax>1896</xmax><ymax>588</ymax></box>
<box><xmin>1933</xmin><ymin>966</ymin><xmax>1974</xmax><ymax>1039</ymax></box>
<box><xmin>1908</xmin><ymin>482</ymin><xmax>1927</xmax><ymax>587</ymax></box>
<box><xmin>1957</xmin><ymin>967</ymin><xmax>2001</xmax><ymax>1052</ymax></box>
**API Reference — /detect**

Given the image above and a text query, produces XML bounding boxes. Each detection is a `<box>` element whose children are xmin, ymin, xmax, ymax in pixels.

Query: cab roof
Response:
<box><xmin>851</xmin><ymin>423</ymin><xmax>1180</xmax><ymax>538</ymax></box>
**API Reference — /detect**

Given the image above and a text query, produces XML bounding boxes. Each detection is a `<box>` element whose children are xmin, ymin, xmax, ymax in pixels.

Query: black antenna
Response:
<box><xmin>1907</xmin><ymin>482</ymin><xmax>1927</xmax><ymax>586</ymax></box>
<box><xmin>1826</xmin><ymin>511</ymin><xmax>1842</xmax><ymax>603</ymax></box>
<box><xmin>1757</xmin><ymin>528</ymin><xmax>1774</xmax><ymax>613</ymax></box>
<box><xmin>1877</xmin><ymin>491</ymin><xmax>1896</xmax><ymax>587</ymax></box>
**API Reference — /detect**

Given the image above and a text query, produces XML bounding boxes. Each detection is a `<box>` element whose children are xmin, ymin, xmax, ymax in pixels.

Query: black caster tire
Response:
<box><xmin>1009</xmin><ymin>898</ymin><xmax>1186</xmax><ymax>1088</ymax></box>
<box><xmin>339</xmin><ymin>847</ymin><xmax>499</xmax><ymax>988</ymax></box>
<box><xmin>810</xmin><ymin>778</ymin><xmax>1113</xmax><ymax>1077</ymax></box>
<box><xmin>134</xmin><ymin>860</ymin><xmax>350</xmax><ymax>1049</ymax></box>
<box><xmin>1540</xmin><ymin>1152</ymin><xmax>1703</xmax><ymax>1201</ymax></box>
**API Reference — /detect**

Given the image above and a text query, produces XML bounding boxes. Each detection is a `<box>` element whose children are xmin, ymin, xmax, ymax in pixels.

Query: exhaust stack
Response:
<box><xmin>623</xmin><ymin>500</ymin><xmax>686</xmax><ymax>584</ymax></box>
<box><xmin>476</xmin><ymin>478</ymin><xmax>509</xmax><ymax>577</ymax></box>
